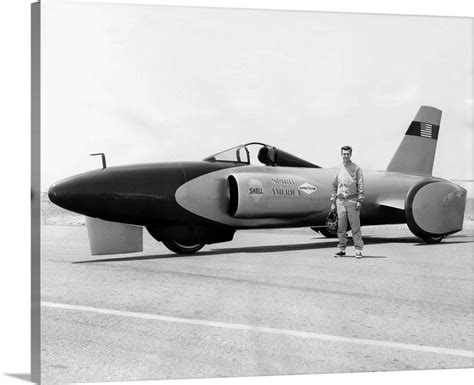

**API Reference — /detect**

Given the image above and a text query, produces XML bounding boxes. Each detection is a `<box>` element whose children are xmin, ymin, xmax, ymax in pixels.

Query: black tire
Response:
<box><xmin>421</xmin><ymin>234</ymin><xmax>445</xmax><ymax>244</ymax></box>
<box><xmin>318</xmin><ymin>227</ymin><xmax>338</xmax><ymax>238</ymax></box>
<box><xmin>162</xmin><ymin>240</ymin><xmax>206</xmax><ymax>254</ymax></box>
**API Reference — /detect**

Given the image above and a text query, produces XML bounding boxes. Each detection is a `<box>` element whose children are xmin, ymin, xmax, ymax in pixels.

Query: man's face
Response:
<box><xmin>341</xmin><ymin>149</ymin><xmax>352</xmax><ymax>164</ymax></box>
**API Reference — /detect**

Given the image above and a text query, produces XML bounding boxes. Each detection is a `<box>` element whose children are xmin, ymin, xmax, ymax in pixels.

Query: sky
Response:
<box><xmin>41</xmin><ymin>2</ymin><xmax>473</xmax><ymax>191</ymax></box>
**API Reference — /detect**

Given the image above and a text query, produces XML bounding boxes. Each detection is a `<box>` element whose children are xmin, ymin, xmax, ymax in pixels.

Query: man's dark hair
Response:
<box><xmin>341</xmin><ymin>146</ymin><xmax>352</xmax><ymax>153</ymax></box>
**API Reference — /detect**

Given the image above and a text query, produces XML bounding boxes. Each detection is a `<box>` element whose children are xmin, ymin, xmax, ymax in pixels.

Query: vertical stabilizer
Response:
<box><xmin>387</xmin><ymin>106</ymin><xmax>442</xmax><ymax>175</ymax></box>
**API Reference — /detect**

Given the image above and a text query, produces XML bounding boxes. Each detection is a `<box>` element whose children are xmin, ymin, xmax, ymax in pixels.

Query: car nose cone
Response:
<box><xmin>48</xmin><ymin>177</ymin><xmax>82</xmax><ymax>210</ymax></box>
<box><xmin>47</xmin><ymin>182</ymin><xmax>64</xmax><ymax>205</ymax></box>
<box><xmin>47</xmin><ymin>162</ymin><xmax>188</xmax><ymax>224</ymax></box>
<box><xmin>47</xmin><ymin>183</ymin><xmax>57</xmax><ymax>203</ymax></box>
<box><xmin>47</xmin><ymin>170</ymin><xmax>109</xmax><ymax>214</ymax></box>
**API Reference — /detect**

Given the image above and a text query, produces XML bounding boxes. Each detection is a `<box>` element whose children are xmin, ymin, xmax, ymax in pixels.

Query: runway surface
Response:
<box><xmin>40</xmin><ymin>223</ymin><xmax>474</xmax><ymax>383</ymax></box>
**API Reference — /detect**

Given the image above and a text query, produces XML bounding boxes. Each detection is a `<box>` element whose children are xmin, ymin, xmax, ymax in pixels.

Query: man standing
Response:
<box><xmin>330</xmin><ymin>146</ymin><xmax>365</xmax><ymax>259</ymax></box>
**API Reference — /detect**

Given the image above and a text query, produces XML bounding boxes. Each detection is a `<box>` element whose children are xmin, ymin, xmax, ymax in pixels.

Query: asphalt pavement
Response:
<box><xmin>40</xmin><ymin>223</ymin><xmax>474</xmax><ymax>383</ymax></box>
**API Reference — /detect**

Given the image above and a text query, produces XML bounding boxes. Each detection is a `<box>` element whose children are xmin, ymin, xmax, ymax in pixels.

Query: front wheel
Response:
<box><xmin>317</xmin><ymin>227</ymin><xmax>338</xmax><ymax>238</ymax></box>
<box><xmin>162</xmin><ymin>240</ymin><xmax>206</xmax><ymax>254</ymax></box>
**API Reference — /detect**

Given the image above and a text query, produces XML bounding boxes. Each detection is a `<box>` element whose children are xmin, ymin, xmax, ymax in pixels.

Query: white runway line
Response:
<box><xmin>42</xmin><ymin>302</ymin><xmax>474</xmax><ymax>359</ymax></box>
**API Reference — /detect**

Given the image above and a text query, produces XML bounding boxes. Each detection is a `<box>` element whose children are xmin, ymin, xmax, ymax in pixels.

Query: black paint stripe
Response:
<box><xmin>405</xmin><ymin>121</ymin><xmax>439</xmax><ymax>139</ymax></box>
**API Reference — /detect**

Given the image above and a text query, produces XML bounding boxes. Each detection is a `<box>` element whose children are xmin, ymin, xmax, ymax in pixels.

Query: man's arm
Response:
<box><xmin>330</xmin><ymin>169</ymin><xmax>339</xmax><ymax>202</ymax></box>
<box><xmin>356</xmin><ymin>167</ymin><xmax>364</xmax><ymax>208</ymax></box>
<box><xmin>330</xmin><ymin>168</ymin><xmax>339</xmax><ymax>209</ymax></box>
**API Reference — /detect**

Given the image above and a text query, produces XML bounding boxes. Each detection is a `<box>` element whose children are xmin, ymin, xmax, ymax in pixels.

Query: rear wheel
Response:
<box><xmin>421</xmin><ymin>234</ymin><xmax>445</xmax><ymax>244</ymax></box>
<box><xmin>162</xmin><ymin>240</ymin><xmax>205</xmax><ymax>254</ymax></box>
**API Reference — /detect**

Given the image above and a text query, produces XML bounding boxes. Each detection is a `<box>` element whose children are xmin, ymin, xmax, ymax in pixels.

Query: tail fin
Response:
<box><xmin>386</xmin><ymin>106</ymin><xmax>442</xmax><ymax>175</ymax></box>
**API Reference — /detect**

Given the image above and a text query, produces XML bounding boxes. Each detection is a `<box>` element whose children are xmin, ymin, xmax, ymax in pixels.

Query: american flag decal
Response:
<box><xmin>420</xmin><ymin>123</ymin><xmax>432</xmax><ymax>138</ymax></box>
<box><xmin>405</xmin><ymin>121</ymin><xmax>439</xmax><ymax>140</ymax></box>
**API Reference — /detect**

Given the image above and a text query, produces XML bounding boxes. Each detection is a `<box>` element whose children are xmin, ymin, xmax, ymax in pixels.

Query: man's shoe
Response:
<box><xmin>334</xmin><ymin>250</ymin><xmax>346</xmax><ymax>257</ymax></box>
<box><xmin>355</xmin><ymin>251</ymin><xmax>363</xmax><ymax>259</ymax></box>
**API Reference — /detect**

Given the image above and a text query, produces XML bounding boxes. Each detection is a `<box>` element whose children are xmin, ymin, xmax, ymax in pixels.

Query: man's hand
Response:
<box><xmin>356</xmin><ymin>202</ymin><xmax>362</xmax><ymax>211</ymax></box>
<box><xmin>330</xmin><ymin>203</ymin><xmax>336</xmax><ymax>211</ymax></box>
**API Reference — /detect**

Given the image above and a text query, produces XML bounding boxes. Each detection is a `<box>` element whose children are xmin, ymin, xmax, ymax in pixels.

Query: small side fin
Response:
<box><xmin>387</xmin><ymin>106</ymin><xmax>442</xmax><ymax>175</ymax></box>
<box><xmin>86</xmin><ymin>217</ymin><xmax>143</xmax><ymax>255</ymax></box>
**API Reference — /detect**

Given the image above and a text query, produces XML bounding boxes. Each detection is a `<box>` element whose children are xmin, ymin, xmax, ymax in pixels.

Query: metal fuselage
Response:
<box><xmin>49</xmin><ymin>160</ymin><xmax>429</xmax><ymax>230</ymax></box>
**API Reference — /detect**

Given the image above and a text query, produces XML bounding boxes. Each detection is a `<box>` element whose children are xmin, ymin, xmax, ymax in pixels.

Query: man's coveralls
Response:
<box><xmin>330</xmin><ymin>162</ymin><xmax>365</xmax><ymax>251</ymax></box>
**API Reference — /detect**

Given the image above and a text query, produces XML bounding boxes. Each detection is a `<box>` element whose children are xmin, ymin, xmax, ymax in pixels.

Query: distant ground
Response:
<box><xmin>41</xmin><ymin>193</ymin><xmax>474</xmax><ymax>226</ymax></box>
<box><xmin>464</xmin><ymin>197</ymin><xmax>473</xmax><ymax>220</ymax></box>
<box><xmin>41</xmin><ymin>193</ymin><xmax>85</xmax><ymax>226</ymax></box>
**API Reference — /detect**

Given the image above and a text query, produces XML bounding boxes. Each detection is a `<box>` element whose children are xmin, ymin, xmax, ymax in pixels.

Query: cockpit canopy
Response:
<box><xmin>203</xmin><ymin>142</ymin><xmax>320</xmax><ymax>168</ymax></box>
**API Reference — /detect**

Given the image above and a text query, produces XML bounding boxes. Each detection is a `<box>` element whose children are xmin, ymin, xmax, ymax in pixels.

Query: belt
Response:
<box><xmin>337</xmin><ymin>193</ymin><xmax>358</xmax><ymax>200</ymax></box>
